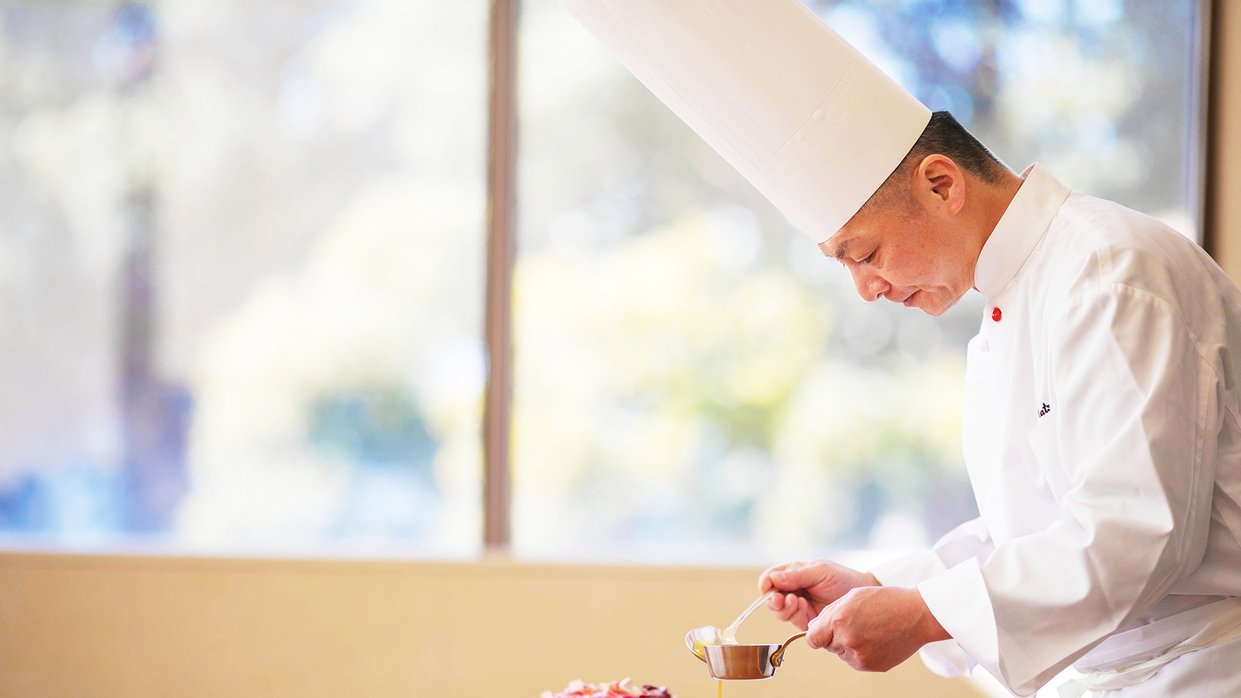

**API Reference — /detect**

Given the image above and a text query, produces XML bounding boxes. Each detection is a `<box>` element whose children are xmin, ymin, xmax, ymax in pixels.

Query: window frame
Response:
<box><xmin>484</xmin><ymin>0</ymin><xmax>519</xmax><ymax>550</ymax></box>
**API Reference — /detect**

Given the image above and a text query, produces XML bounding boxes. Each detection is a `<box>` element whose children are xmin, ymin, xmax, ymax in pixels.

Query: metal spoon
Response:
<box><xmin>685</xmin><ymin>561</ymin><xmax>804</xmax><ymax>658</ymax></box>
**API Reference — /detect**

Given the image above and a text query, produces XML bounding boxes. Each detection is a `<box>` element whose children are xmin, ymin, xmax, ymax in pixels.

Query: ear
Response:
<box><xmin>912</xmin><ymin>155</ymin><xmax>966</xmax><ymax>217</ymax></box>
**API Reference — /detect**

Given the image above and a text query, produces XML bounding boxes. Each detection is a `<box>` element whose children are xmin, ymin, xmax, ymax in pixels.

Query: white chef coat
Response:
<box><xmin>870</xmin><ymin>164</ymin><xmax>1241</xmax><ymax>696</ymax></box>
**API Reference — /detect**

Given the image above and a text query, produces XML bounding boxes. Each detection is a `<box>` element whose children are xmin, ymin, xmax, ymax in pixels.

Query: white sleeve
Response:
<box><xmin>869</xmin><ymin>517</ymin><xmax>994</xmax><ymax>677</ymax></box>
<box><xmin>917</xmin><ymin>287</ymin><xmax>1220</xmax><ymax>696</ymax></box>
<box><xmin>870</xmin><ymin>517</ymin><xmax>994</xmax><ymax>588</ymax></box>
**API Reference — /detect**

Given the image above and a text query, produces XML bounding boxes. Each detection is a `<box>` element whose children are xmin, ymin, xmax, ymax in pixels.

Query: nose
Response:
<box><xmin>850</xmin><ymin>266</ymin><xmax>890</xmax><ymax>302</ymax></box>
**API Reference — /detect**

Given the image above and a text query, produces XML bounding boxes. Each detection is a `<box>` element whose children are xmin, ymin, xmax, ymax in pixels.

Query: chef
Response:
<box><xmin>560</xmin><ymin>0</ymin><xmax>1241</xmax><ymax>695</ymax></box>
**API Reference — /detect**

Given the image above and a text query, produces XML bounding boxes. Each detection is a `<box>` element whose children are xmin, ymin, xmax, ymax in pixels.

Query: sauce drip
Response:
<box><xmin>717</xmin><ymin>680</ymin><xmax>722</xmax><ymax>698</ymax></box>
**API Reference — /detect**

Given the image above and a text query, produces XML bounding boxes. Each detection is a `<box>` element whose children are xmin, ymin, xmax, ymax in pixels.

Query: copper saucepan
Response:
<box><xmin>686</xmin><ymin>631</ymin><xmax>807</xmax><ymax>680</ymax></box>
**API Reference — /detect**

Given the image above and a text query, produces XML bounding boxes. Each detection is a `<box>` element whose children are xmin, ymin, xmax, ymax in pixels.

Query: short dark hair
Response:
<box><xmin>861</xmin><ymin>111</ymin><xmax>1010</xmax><ymax>213</ymax></box>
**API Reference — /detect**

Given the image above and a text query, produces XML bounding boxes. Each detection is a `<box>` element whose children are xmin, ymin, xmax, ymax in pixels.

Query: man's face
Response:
<box><xmin>819</xmin><ymin>202</ymin><xmax>976</xmax><ymax>316</ymax></box>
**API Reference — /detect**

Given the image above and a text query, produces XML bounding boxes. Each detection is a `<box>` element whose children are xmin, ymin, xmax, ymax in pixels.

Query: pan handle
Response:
<box><xmin>770</xmin><ymin>631</ymin><xmax>807</xmax><ymax>667</ymax></box>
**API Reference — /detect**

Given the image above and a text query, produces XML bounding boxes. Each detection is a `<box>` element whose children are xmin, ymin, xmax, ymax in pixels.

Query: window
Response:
<box><xmin>510</xmin><ymin>0</ymin><xmax>1208</xmax><ymax>564</ymax></box>
<box><xmin>0</xmin><ymin>0</ymin><xmax>1209</xmax><ymax>562</ymax></box>
<box><xmin>0</xmin><ymin>1</ymin><xmax>487</xmax><ymax>555</ymax></box>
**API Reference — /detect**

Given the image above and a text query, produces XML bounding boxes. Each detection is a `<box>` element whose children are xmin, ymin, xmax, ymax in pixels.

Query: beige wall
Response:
<box><xmin>0</xmin><ymin>554</ymin><xmax>981</xmax><ymax>698</ymax></box>
<box><xmin>1209</xmin><ymin>0</ymin><xmax>1241</xmax><ymax>277</ymax></box>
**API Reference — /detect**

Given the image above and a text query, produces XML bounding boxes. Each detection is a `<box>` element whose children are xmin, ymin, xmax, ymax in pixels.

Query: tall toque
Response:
<box><xmin>560</xmin><ymin>0</ymin><xmax>931</xmax><ymax>243</ymax></box>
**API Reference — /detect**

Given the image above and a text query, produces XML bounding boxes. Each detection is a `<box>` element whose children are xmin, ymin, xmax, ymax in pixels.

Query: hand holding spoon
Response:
<box><xmin>685</xmin><ymin>561</ymin><xmax>804</xmax><ymax>658</ymax></box>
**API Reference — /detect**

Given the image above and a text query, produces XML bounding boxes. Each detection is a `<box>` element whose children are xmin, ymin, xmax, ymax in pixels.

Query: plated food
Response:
<box><xmin>541</xmin><ymin>679</ymin><xmax>674</xmax><ymax>698</ymax></box>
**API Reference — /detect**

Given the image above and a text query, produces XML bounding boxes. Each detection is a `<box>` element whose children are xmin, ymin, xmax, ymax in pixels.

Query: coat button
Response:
<box><xmin>992</xmin><ymin>307</ymin><xmax>1002</xmax><ymax>322</ymax></box>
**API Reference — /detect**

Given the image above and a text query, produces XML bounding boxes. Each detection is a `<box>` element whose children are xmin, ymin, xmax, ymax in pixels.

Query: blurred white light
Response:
<box><xmin>1017</xmin><ymin>0</ymin><xmax>1067</xmax><ymax>23</ymax></box>
<box><xmin>1075</xmin><ymin>0</ymin><xmax>1124</xmax><ymax>27</ymax></box>
<box><xmin>931</xmin><ymin>20</ymin><xmax>983</xmax><ymax>74</ymax></box>
<box><xmin>716</xmin><ymin>447</ymin><xmax>771</xmax><ymax>500</ymax></box>
<box><xmin>869</xmin><ymin>510</ymin><xmax>928</xmax><ymax>551</ymax></box>
<box><xmin>279</xmin><ymin>71</ymin><xmax>327</xmax><ymax>138</ymax></box>
<box><xmin>597</xmin><ymin>145</ymin><xmax>644</xmax><ymax>198</ymax></box>
<box><xmin>822</xmin><ymin>4</ymin><xmax>919</xmax><ymax>94</ymax></box>
<box><xmin>706</xmin><ymin>206</ymin><xmax>762</xmax><ymax>271</ymax></box>
<box><xmin>897</xmin><ymin>313</ymin><xmax>944</xmax><ymax>359</ymax></box>
<box><xmin>421</xmin><ymin>337</ymin><xmax>486</xmax><ymax>404</ymax></box>
<box><xmin>821</xmin><ymin>4</ymin><xmax>879</xmax><ymax>50</ymax></box>
<box><xmin>843</xmin><ymin>304</ymin><xmax>893</xmax><ymax>357</ymax></box>
<box><xmin>1076</xmin><ymin>113</ymin><xmax>1118</xmax><ymax>159</ymax></box>
<box><xmin>786</xmin><ymin>234</ymin><xmax>834</xmax><ymax>285</ymax></box>
<box><xmin>346</xmin><ymin>470</ymin><xmax>440</xmax><ymax>535</ymax></box>
<box><xmin>547</xmin><ymin>208</ymin><xmax>605</xmax><ymax>253</ymax></box>
<box><xmin>337</xmin><ymin>84</ymin><xmax>388</xmax><ymax>133</ymax></box>
<box><xmin>0</xmin><ymin>235</ymin><xmax>28</xmax><ymax>288</ymax></box>
<box><xmin>995</xmin><ymin>28</ymin><xmax>1057</xmax><ymax>83</ymax></box>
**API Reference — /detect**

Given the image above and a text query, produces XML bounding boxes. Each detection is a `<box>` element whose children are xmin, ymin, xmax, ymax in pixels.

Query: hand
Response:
<box><xmin>758</xmin><ymin>559</ymin><xmax>880</xmax><ymax>631</ymax></box>
<box><xmin>806</xmin><ymin>585</ymin><xmax>951</xmax><ymax>672</ymax></box>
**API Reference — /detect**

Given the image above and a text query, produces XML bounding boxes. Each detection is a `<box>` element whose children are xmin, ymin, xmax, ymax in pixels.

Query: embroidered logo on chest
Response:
<box><xmin>1037</xmin><ymin>402</ymin><xmax>1051</xmax><ymax>418</ymax></box>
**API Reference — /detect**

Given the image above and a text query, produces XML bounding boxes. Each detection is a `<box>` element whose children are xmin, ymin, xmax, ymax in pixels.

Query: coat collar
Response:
<box><xmin>973</xmin><ymin>163</ymin><xmax>1072</xmax><ymax>300</ymax></box>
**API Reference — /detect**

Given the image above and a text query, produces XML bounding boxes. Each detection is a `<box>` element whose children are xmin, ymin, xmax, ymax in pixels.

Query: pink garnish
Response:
<box><xmin>541</xmin><ymin>679</ymin><xmax>674</xmax><ymax>698</ymax></box>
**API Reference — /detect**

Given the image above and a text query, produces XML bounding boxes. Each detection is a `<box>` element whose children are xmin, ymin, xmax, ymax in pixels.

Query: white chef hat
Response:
<box><xmin>561</xmin><ymin>0</ymin><xmax>931</xmax><ymax>243</ymax></box>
